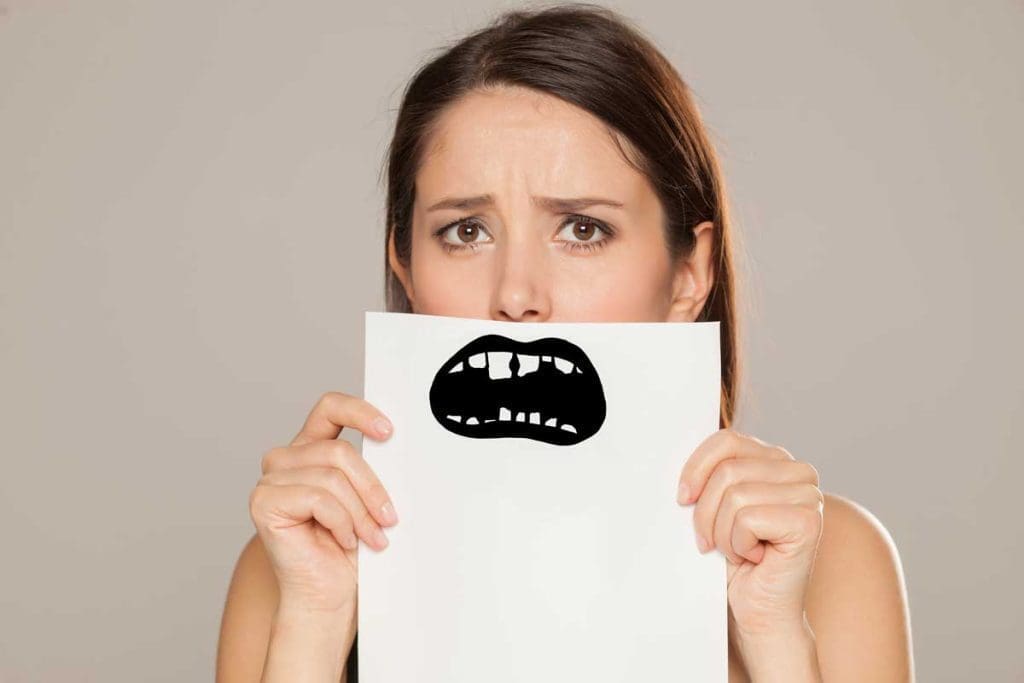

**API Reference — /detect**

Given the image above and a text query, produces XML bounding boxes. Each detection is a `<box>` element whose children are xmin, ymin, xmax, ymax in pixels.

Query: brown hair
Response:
<box><xmin>381</xmin><ymin>2</ymin><xmax>742</xmax><ymax>428</ymax></box>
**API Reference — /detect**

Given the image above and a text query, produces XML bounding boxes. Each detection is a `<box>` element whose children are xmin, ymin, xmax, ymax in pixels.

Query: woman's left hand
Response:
<box><xmin>676</xmin><ymin>428</ymin><xmax>824</xmax><ymax>644</ymax></box>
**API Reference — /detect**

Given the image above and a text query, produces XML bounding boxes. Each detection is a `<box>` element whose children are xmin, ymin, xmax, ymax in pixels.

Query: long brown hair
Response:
<box><xmin>381</xmin><ymin>2</ymin><xmax>742</xmax><ymax>428</ymax></box>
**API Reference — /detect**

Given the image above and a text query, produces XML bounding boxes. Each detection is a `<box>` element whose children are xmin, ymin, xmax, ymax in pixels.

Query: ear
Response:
<box><xmin>666</xmin><ymin>220</ymin><xmax>715</xmax><ymax>322</ymax></box>
<box><xmin>388</xmin><ymin>229</ymin><xmax>416</xmax><ymax>308</ymax></box>
<box><xmin>387</xmin><ymin>229</ymin><xmax>415</xmax><ymax>307</ymax></box>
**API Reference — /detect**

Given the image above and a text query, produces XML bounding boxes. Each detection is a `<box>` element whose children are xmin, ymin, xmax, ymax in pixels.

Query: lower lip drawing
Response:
<box><xmin>428</xmin><ymin>334</ymin><xmax>606</xmax><ymax>446</ymax></box>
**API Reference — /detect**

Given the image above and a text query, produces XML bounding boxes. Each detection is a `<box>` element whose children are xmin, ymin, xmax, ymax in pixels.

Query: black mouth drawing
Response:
<box><xmin>428</xmin><ymin>334</ymin><xmax>606</xmax><ymax>446</ymax></box>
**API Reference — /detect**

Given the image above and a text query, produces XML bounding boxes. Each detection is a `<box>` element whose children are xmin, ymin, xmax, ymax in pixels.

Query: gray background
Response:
<box><xmin>1</xmin><ymin>1</ymin><xmax>1021</xmax><ymax>680</ymax></box>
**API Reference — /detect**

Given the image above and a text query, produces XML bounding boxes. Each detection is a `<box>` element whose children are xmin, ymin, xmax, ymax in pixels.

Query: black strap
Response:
<box><xmin>344</xmin><ymin>631</ymin><xmax>358</xmax><ymax>682</ymax></box>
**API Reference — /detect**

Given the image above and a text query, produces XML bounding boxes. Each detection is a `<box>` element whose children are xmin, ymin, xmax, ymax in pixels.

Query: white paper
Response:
<box><xmin>359</xmin><ymin>311</ymin><xmax>725</xmax><ymax>682</ymax></box>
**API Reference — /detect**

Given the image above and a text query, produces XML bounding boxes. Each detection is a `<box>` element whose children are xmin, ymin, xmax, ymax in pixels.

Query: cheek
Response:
<box><xmin>552</xmin><ymin>250</ymin><xmax>672</xmax><ymax>321</ymax></box>
<box><xmin>408</xmin><ymin>247</ymin><xmax>494</xmax><ymax>317</ymax></box>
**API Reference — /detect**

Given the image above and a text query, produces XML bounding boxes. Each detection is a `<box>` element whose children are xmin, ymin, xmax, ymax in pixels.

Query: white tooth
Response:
<box><xmin>575</xmin><ymin>366</ymin><xmax>582</xmax><ymax>374</ymax></box>
<box><xmin>468</xmin><ymin>353</ymin><xmax>487</xmax><ymax>369</ymax></box>
<box><xmin>487</xmin><ymin>352</ymin><xmax>512</xmax><ymax>379</ymax></box>
<box><xmin>515</xmin><ymin>411</ymin><xmax>526</xmax><ymax>422</ymax></box>
<box><xmin>517</xmin><ymin>354</ymin><xmax>540</xmax><ymax>376</ymax></box>
<box><xmin>449</xmin><ymin>361</ymin><xmax>463</xmax><ymax>373</ymax></box>
<box><xmin>559</xmin><ymin>423</ymin><xmax>577</xmax><ymax>434</ymax></box>
<box><xmin>499</xmin><ymin>407</ymin><xmax>511</xmax><ymax>421</ymax></box>
<box><xmin>529</xmin><ymin>412</ymin><xmax>540</xmax><ymax>424</ymax></box>
<box><xmin>466</xmin><ymin>417</ymin><xmax>479</xmax><ymax>425</ymax></box>
<box><xmin>553</xmin><ymin>356</ymin><xmax>574</xmax><ymax>374</ymax></box>
<box><xmin>446</xmin><ymin>415</ymin><xmax>462</xmax><ymax>422</ymax></box>
<box><xmin>541</xmin><ymin>355</ymin><xmax>552</xmax><ymax>362</ymax></box>
<box><xmin>544</xmin><ymin>417</ymin><xmax>557</xmax><ymax>427</ymax></box>
<box><xmin>484</xmin><ymin>418</ymin><xmax>495</xmax><ymax>423</ymax></box>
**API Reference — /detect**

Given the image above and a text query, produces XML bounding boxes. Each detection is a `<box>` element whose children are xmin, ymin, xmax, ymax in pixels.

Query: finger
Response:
<box><xmin>711</xmin><ymin>482</ymin><xmax>822</xmax><ymax>564</ymax></box>
<box><xmin>678</xmin><ymin>429</ymin><xmax>795</xmax><ymax>504</ymax></box>
<box><xmin>691</xmin><ymin>457</ymin><xmax>819</xmax><ymax>554</ymax></box>
<box><xmin>249</xmin><ymin>483</ymin><xmax>358</xmax><ymax>550</ymax></box>
<box><xmin>262</xmin><ymin>467</ymin><xmax>390</xmax><ymax>551</ymax></box>
<box><xmin>730</xmin><ymin>503</ymin><xmax>824</xmax><ymax>565</ymax></box>
<box><xmin>261</xmin><ymin>439</ymin><xmax>399</xmax><ymax>527</ymax></box>
<box><xmin>291</xmin><ymin>391</ymin><xmax>393</xmax><ymax>447</ymax></box>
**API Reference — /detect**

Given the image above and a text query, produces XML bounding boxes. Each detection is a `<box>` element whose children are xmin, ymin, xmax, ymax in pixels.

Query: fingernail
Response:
<box><xmin>677</xmin><ymin>483</ymin><xmax>691</xmax><ymax>504</ymax></box>
<box><xmin>697</xmin><ymin>534</ymin><xmax>711</xmax><ymax>553</ymax></box>
<box><xmin>381</xmin><ymin>501</ymin><xmax>398</xmax><ymax>526</ymax></box>
<box><xmin>373</xmin><ymin>526</ymin><xmax>389</xmax><ymax>548</ymax></box>
<box><xmin>373</xmin><ymin>416</ymin><xmax>393</xmax><ymax>437</ymax></box>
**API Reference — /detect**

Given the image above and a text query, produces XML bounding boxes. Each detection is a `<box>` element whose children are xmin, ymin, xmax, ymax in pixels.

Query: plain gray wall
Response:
<box><xmin>1</xmin><ymin>1</ymin><xmax>1021</xmax><ymax>680</ymax></box>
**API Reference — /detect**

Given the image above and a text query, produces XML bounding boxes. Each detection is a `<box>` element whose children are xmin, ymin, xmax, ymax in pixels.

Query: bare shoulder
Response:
<box><xmin>216</xmin><ymin>533</ymin><xmax>280</xmax><ymax>682</ymax></box>
<box><xmin>805</xmin><ymin>492</ymin><xmax>914</xmax><ymax>681</ymax></box>
<box><xmin>816</xmin><ymin>492</ymin><xmax>904</xmax><ymax>577</ymax></box>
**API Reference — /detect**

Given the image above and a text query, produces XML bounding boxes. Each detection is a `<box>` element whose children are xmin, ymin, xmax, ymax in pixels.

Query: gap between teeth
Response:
<box><xmin>449</xmin><ymin>352</ymin><xmax>578</xmax><ymax>379</ymax></box>
<box><xmin>445</xmin><ymin>411</ymin><xmax>576</xmax><ymax>433</ymax></box>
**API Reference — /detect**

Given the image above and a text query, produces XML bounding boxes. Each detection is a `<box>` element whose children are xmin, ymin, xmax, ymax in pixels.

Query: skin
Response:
<box><xmin>217</xmin><ymin>85</ymin><xmax>914</xmax><ymax>682</ymax></box>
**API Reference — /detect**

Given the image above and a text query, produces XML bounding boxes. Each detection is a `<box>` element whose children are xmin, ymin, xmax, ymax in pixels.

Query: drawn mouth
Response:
<box><xmin>428</xmin><ymin>334</ymin><xmax>606</xmax><ymax>446</ymax></box>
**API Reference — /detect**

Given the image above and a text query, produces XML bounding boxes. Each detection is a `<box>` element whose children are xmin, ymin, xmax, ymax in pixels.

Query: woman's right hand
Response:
<box><xmin>248</xmin><ymin>391</ymin><xmax>399</xmax><ymax>615</ymax></box>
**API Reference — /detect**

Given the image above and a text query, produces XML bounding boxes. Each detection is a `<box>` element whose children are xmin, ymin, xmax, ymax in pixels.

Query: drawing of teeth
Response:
<box><xmin>428</xmin><ymin>334</ymin><xmax>606</xmax><ymax>446</ymax></box>
<box><xmin>552</xmin><ymin>357</ymin><xmax>574</xmax><ymax>374</ymax></box>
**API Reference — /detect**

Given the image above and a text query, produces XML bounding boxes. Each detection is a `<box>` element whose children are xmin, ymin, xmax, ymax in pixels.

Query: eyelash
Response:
<box><xmin>432</xmin><ymin>214</ymin><xmax>615</xmax><ymax>255</ymax></box>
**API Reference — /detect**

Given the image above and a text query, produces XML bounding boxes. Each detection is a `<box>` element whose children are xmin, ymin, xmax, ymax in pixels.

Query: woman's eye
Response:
<box><xmin>555</xmin><ymin>215</ymin><xmax>612</xmax><ymax>247</ymax></box>
<box><xmin>437</xmin><ymin>220</ymin><xmax>493</xmax><ymax>249</ymax></box>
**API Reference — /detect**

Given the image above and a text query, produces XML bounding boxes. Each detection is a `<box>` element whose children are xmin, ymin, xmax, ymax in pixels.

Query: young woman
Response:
<box><xmin>217</xmin><ymin>5</ymin><xmax>913</xmax><ymax>682</ymax></box>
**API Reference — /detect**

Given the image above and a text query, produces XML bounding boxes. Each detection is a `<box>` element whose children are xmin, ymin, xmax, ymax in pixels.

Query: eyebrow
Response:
<box><xmin>426</xmin><ymin>194</ymin><xmax>625</xmax><ymax>213</ymax></box>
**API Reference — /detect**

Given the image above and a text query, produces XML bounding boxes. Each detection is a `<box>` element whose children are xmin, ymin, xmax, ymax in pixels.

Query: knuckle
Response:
<box><xmin>315</xmin><ymin>466</ymin><xmax>348</xmax><ymax>493</ymax></box>
<box><xmin>325</xmin><ymin>467</ymin><xmax>352</xmax><ymax>491</ymax></box>
<box><xmin>722</xmin><ymin>481</ymin><xmax>752</xmax><ymax>511</ymax></box>
<box><xmin>318</xmin><ymin>390</ymin><xmax>346</xmax><ymax>412</ymax></box>
<box><xmin>716</xmin><ymin>458</ymin><xmax>742</xmax><ymax>485</ymax></box>
<box><xmin>734</xmin><ymin>505</ymin><xmax>755</xmax><ymax>528</ymax></box>
<box><xmin>248</xmin><ymin>485</ymin><xmax>266</xmax><ymax>517</ymax></box>
<box><xmin>260</xmin><ymin>446</ymin><xmax>285</xmax><ymax>474</ymax></box>
<box><xmin>721</xmin><ymin>428</ymin><xmax>744</xmax><ymax>448</ymax></box>
<box><xmin>313</xmin><ymin>391</ymin><xmax>332</xmax><ymax>413</ymax></box>
<box><xmin>772</xmin><ymin>444</ymin><xmax>795</xmax><ymax>461</ymax></box>
<box><xmin>330</xmin><ymin>438</ymin><xmax>356</xmax><ymax>463</ymax></box>
<box><xmin>810</xmin><ymin>485</ymin><xmax>825</xmax><ymax>510</ymax></box>
<box><xmin>306</xmin><ymin>485</ymin><xmax>331</xmax><ymax>508</ymax></box>
<box><xmin>747</xmin><ymin>432</ymin><xmax>772</xmax><ymax>448</ymax></box>
<box><xmin>799</xmin><ymin>461</ymin><xmax>820</xmax><ymax>485</ymax></box>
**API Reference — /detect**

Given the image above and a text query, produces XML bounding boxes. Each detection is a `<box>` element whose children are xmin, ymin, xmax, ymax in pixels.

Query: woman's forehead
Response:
<box><xmin>417</xmin><ymin>88</ymin><xmax>648</xmax><ymax>205</ymax></box>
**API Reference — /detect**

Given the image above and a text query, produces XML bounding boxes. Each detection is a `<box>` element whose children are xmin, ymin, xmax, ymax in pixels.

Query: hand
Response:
<box><xmin>248</xmin><ymin>391</ymin><xmax>399</xmax><ymax>614</ymax></box>
<box><xmin>676</xmin><ymin>428</ymin><xmax>823</xmax><ymax>640</ymax></box>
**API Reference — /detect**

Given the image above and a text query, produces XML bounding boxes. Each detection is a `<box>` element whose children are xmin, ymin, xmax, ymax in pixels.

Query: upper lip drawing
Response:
<box><xmin>428</xmin><ymin>334</ymin><xmax>606</xmax><ymax>446</ymax></box>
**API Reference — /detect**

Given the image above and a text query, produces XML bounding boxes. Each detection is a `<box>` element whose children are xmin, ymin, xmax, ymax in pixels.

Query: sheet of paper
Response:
<box><xmin>359</xmin><ymin>311</ymin><xmax>725</xmax><ymax>682</ymax></box>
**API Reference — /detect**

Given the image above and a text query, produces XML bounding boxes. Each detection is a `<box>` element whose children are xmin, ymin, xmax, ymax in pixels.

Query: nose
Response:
<box><xmin>490</xmin><ymin>236</ymin><xmax>551</xmax><ymax>322</ymax></box>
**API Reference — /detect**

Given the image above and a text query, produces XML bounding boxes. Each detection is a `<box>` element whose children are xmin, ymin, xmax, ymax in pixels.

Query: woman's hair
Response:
<box><xmin>381</xmin><ymin>2</ymin><xmax>742</xmax><ymax>428</ymax></box>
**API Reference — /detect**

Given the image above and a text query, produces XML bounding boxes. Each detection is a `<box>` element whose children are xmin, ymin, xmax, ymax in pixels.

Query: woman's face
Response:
<box><xmin>389</xmin><ymin>85</ymin><xmax>714</xmax><ymax>323</ymax></box>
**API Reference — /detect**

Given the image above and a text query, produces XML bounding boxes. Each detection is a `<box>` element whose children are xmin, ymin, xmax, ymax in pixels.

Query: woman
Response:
<box><xmin>217</xmin><ymin>5</ymin><xmax>913</xmax><ymax>681</ymax></box>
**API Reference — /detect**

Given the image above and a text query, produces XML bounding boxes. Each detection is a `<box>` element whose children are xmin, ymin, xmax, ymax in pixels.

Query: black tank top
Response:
<box><xmin>344</xmin><ymin>631</ymin><xmax>358</xmax><ymax>681</ymax></box>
